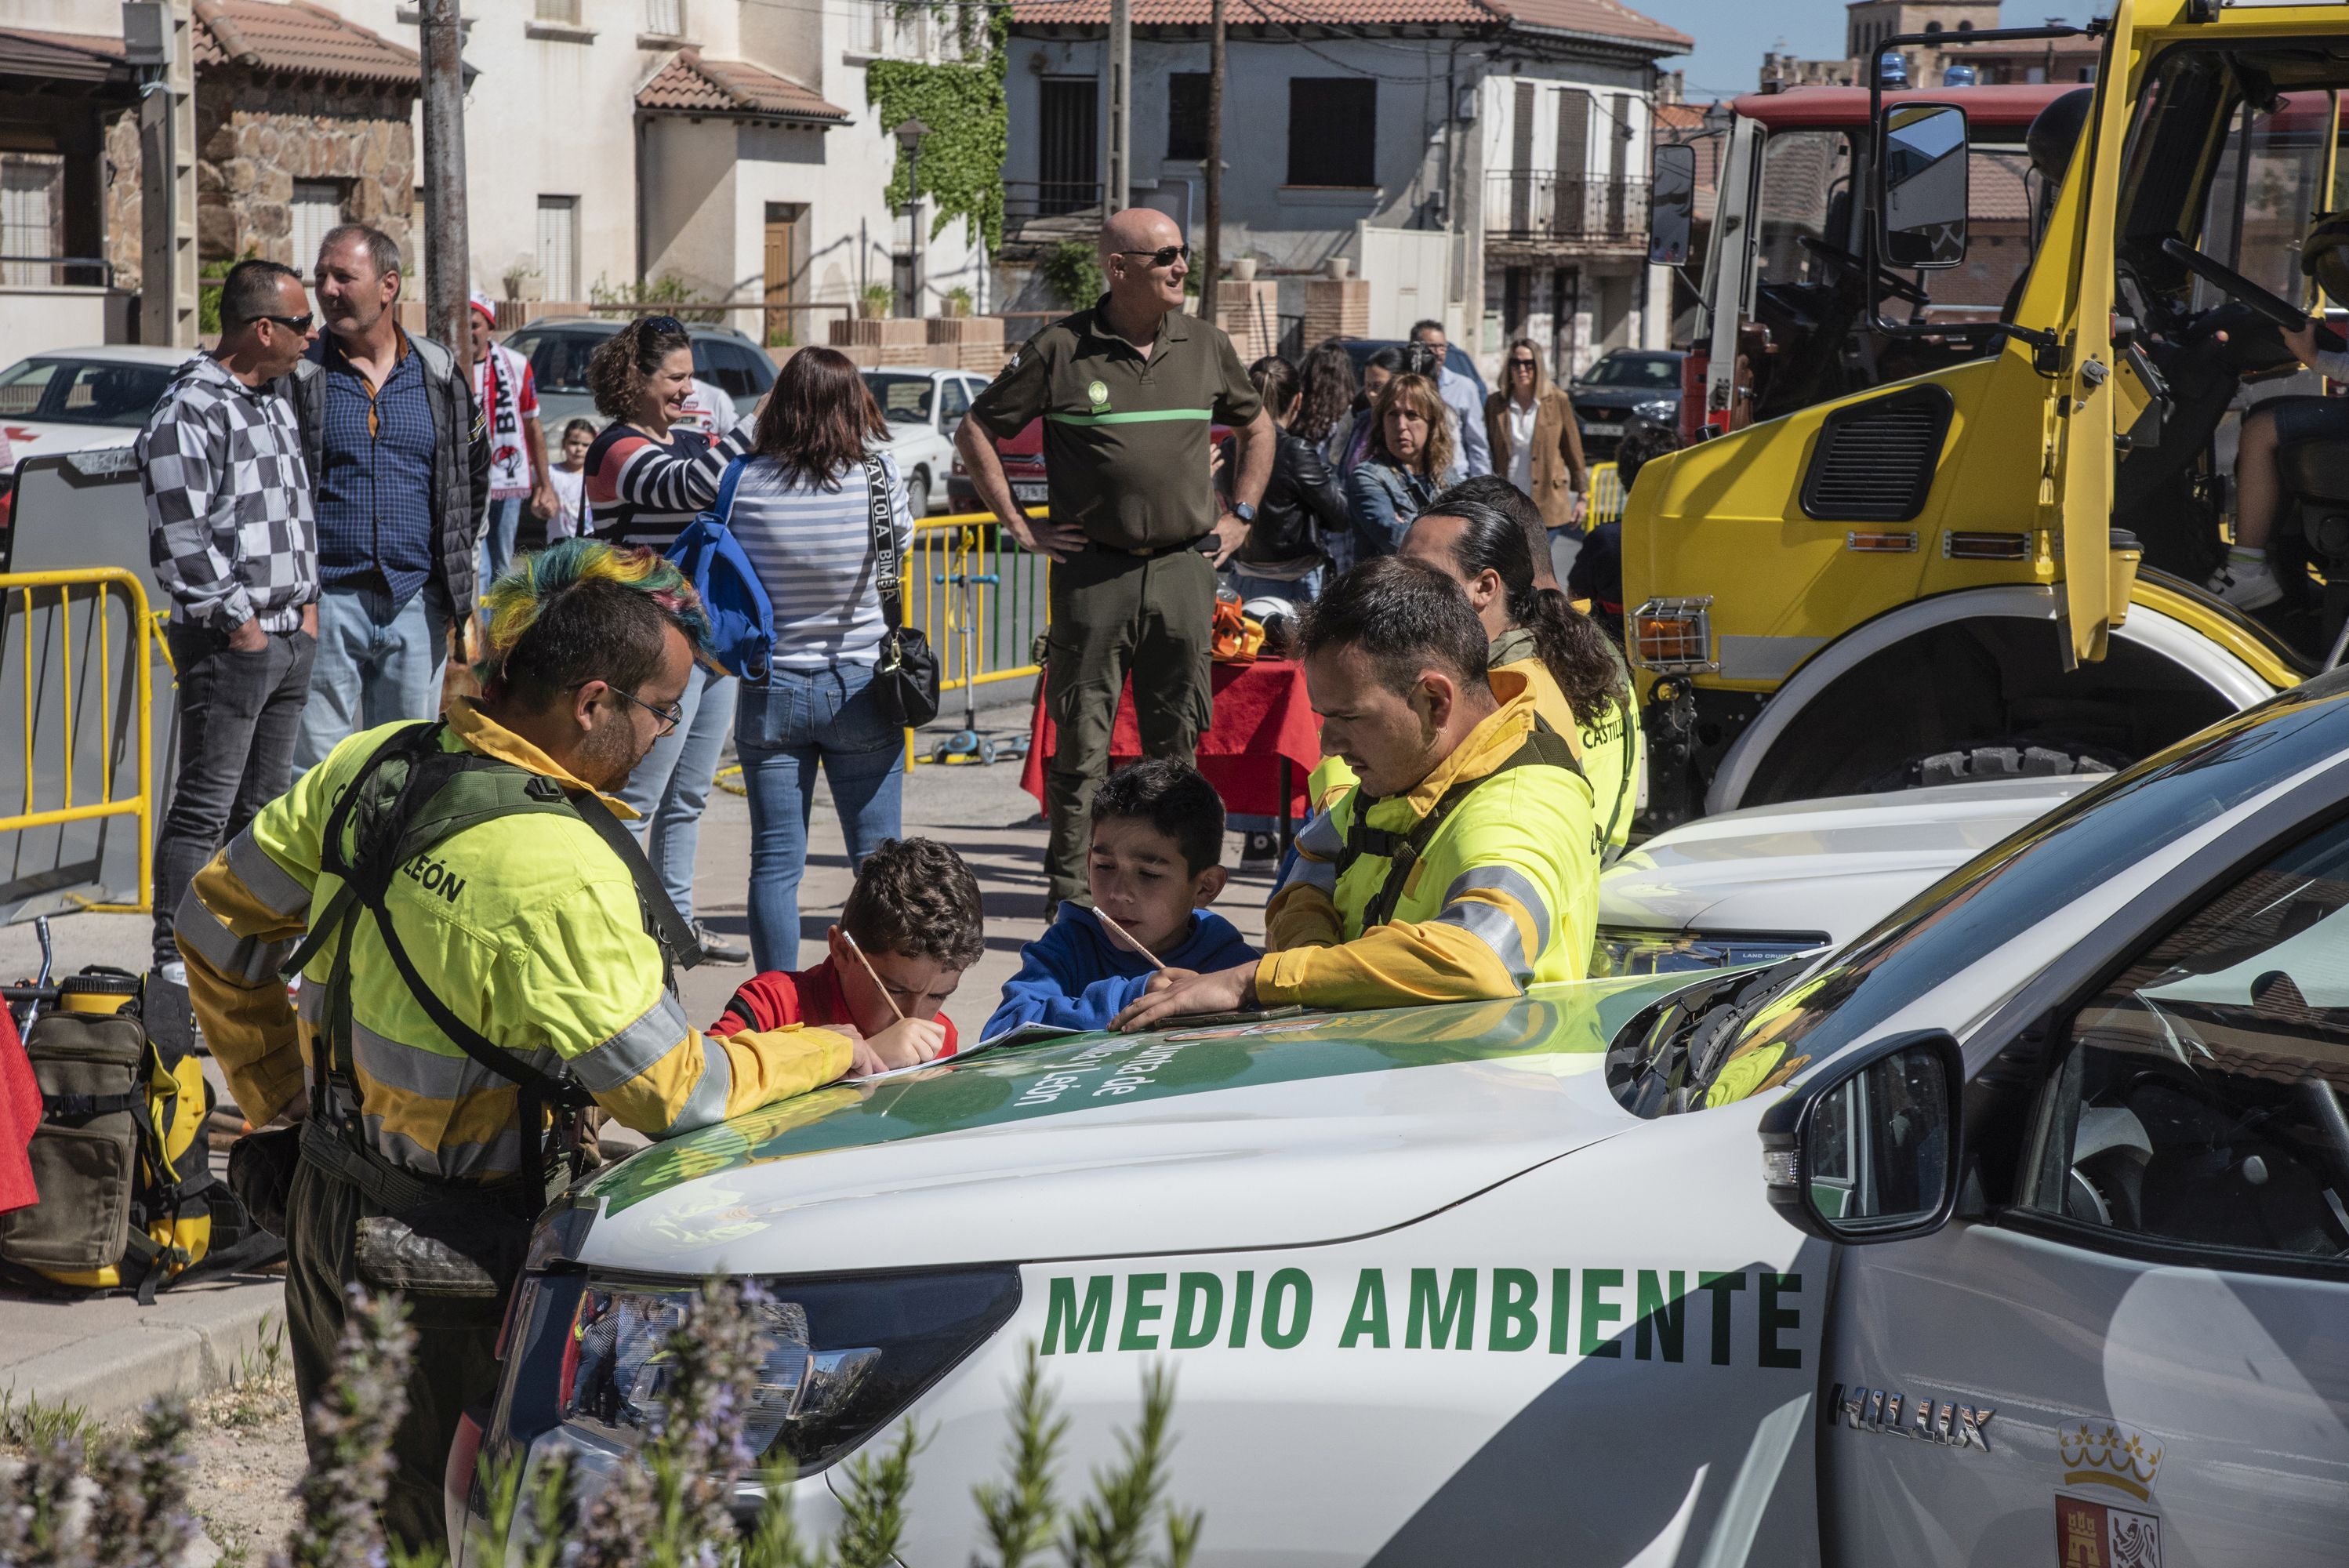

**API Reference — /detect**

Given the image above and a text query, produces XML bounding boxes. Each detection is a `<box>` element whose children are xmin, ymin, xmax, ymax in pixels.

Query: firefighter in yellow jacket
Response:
<box><xmin>1113</xmin><ymin>557</ymin><xmax>1599</xmax><ymax>1030</ymax></box>
<box><xmin>176</xmin><ymin>542</ymin><xmax>939</xmax><ymax>1551</ymax></box>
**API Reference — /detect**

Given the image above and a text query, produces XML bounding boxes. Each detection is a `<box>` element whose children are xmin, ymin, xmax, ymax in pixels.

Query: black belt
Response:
<box><xmin>1085</xmin><ymin>535</ymin><xmax>1212</xmax><ymax>560</ymax></box>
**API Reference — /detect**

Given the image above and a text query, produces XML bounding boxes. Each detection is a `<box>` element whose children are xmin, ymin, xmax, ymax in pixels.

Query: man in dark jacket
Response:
<box><xmin>281</xmin><ymin>223</ymin><xmax>488</xmax><ymax>772</ymax></box>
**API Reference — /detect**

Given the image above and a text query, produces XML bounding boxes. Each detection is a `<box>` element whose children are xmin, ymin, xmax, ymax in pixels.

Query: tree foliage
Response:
<box><xmin>867</xmin><ymin>2</ymin><xmax>1011</xmax><ymax>253</ymax></box>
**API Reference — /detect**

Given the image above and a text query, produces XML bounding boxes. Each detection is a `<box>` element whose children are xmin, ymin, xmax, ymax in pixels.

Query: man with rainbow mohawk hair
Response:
<box><xmin>176</xmin><ymin>539</ymin><xmax>943</xmax><ymax>1551</ymax></box>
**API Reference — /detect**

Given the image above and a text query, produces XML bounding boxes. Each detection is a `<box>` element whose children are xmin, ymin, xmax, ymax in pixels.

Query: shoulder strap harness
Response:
<box><xmin>281</xmin><ymin>721</ymin><xmax>699</xmax><ymax>1203</ymax></box>
<box><xmin>1335</xmin><ymin>719</ymin><xmax>1585</xmax><ymax>931</ymax></box>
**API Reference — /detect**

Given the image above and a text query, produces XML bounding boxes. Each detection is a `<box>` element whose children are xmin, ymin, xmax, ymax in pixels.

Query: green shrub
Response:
<box><xmin>1042</xmin><ymin>242</ymin><xmax>1104</xmax><ymax>309</ymax></box>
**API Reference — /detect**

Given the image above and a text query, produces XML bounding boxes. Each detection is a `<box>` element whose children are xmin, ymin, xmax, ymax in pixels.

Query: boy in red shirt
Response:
<box><xmin>710</xmin><ymin>837</ymin><xmax>984</xmax><ymax>1073</ymax></box>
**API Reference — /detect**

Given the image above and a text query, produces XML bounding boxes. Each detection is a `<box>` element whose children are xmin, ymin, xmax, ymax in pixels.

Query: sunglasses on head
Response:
<box><xmin>641</xmin><ymin>314</ymin><xmax>687</xmax><ymax>336</ymax></box>
<box><xmin>1116</xmin><ymin>244</ymin><xmax>1191</xmax><ymax>269</ymax></box>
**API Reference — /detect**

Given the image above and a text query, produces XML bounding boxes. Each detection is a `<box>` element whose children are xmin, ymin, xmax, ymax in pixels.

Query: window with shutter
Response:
<box><xmin>1167</xmin><ymin>74</ymin><xmax>1209</xmax><ymax>162</ymax></box>
<box><xmin>0</xmin><ymin>156</ymin><xmax>64</xmax><ymax>286</ymax></box>
<box><xmin>290</xmin><ymin>182</ymin><xmax>343</xmax><ymax>278</ymax></box>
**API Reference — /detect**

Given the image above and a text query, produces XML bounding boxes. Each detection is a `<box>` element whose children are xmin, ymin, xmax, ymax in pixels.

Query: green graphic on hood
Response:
<box><xmin>583</xmin><ymin>975</ymin><xmax>1694</xmax><ymax>1214</ymax></box>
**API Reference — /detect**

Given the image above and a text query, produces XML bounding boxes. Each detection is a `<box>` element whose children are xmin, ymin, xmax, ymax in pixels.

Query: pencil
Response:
<box><xmin>840</xmin><ymin>928</ymin><xmax>906</xmax><ymax>1022</ymax></box>
<box><xmin>1092</xmin><ymin>909</ymin><xmax>1167</xmax><ymax>971</ymax></box>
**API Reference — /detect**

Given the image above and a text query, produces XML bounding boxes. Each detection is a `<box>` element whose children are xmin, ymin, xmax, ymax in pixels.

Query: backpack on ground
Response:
<box><xmin>0</xmin><ymin>971</ymin><xmax>279</xmax><ymax>1301</ymax></box>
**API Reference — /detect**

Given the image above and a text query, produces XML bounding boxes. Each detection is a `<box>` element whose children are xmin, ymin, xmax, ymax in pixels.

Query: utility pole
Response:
<box><xmin>1107</xmin><ymin>0</ymin><xmax>1131</xmax><ymax>212</ymax></box>
<box><xmin>133</xmin><ymin>0</ymin><xmax>195</xmax><ymax>348</ymax></box>
<box><xmin>418</xmin><ymin>0</ymin><xmax>471</xmax><ymax>368</ymax></box>
<box><xmin>1201</xmin><ymin>0</ymin><xmax>1224</xmax><ymax>315</ymax></box>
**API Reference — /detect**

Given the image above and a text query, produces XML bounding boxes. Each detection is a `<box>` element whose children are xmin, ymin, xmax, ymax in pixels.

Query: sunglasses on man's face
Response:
<box><xmin>1116</xmin><ymin>245</ymin><xmax>1192</xmax><ymax>270</ymax></box>
<box><xmin>253</xmin><ymin>314</ymin><xmax>315</xmax><ymax>335</ymax></box>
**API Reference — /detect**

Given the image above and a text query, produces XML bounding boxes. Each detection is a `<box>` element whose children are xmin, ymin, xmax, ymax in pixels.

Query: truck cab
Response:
<box><xmin>1628</xmin><ymin>1</ymin><xmax>2338</xmax><ymax>830</ymax></box>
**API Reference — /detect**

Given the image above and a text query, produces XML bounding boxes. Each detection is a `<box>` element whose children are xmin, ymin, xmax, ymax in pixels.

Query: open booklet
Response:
<box><xmin>841</xmin><ymin>1019</ymin><xmax>1090</xmax><ymax>1084</ymax></box>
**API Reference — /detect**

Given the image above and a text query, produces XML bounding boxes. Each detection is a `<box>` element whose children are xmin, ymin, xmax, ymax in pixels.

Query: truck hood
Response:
<box><xmin>572</xmin><ymin>975</ymin><xmax>1692</xmax><ymax>1276</ymax></box>
<box><xmin>1599</xmin><ymin>775</ymin><xmax>2099</xmax><ymax>946</ymax></box>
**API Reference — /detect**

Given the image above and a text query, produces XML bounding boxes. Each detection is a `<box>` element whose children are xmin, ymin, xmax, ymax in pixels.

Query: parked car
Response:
<box><xmin>470</xmin><ymin>677</ymin><xmax>2349</xmax><ymax>1566</ymax></box>
<box><xmin>0</xmin><ymin>346</ymin><xmax>191</xmax><ymax>469</ymax></box>
<box><xmin>1595</xmin><ymin>771</ymin><xmax>2105</xmax><ymax>975</ymax></box>
<box><xmin>500</xmin><ymin>318</ymin><xmax>776</xmax><ymax>457</ymax></box>
<box><xmin>1567</xmin><ymin>347</ymin><xmax>1684</xmax><ymax>459</ymax></box>
<box><xmin>947</xmin><ymin>416</ymin><xmax>1047</xmax><ymax>515</ymax></box>
<box><xmin>861</xmin><ymin>368</ymin><xmax>992</xmax><ymax>516</ymax></box>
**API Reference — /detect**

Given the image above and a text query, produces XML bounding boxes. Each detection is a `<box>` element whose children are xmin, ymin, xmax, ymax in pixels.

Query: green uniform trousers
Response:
<box><xmin>1043</xmin><ymin>543</ymin><xmax>1216</xmax><ymax>906</ymax></box>
<box><xmin>285</xmin><ymin>1156</ymin><xmax>503</xmax><ymax>1555</ymax></box>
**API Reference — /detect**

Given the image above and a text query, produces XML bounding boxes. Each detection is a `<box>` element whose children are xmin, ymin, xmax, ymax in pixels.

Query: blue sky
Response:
<box><xmin>1645</xmin><ymin>0</ymin><xmax>2106</xmax><ymax>101</ymax></box>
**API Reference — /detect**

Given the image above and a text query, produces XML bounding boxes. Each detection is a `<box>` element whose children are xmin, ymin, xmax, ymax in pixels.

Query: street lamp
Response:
<box><xmin>894</xmin><ymin>117</ymin><xmax>931</xmax><ymax>316</ymax></box>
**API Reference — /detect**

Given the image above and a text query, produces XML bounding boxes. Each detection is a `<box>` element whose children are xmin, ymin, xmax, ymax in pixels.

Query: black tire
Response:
<box><xmin>1867</xmin><ymin>741</ymin><xmax>2123</xmax><ymax>793</ymax></box>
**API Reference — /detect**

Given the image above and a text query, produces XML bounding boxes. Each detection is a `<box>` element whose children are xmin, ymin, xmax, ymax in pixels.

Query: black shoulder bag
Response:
<box><xmin>866</xmin><ymin>455</ymin><xmax>940</xmax><ymax>727</ymax></box>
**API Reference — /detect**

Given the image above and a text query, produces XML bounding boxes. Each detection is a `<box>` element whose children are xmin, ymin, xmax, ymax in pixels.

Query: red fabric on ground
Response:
<box><xmin>0</xmin><ymin>1007</ymin><xmax>38</xmax><ymax>1215</ymax></box>
<box><xmin>1020</xmin><ymin>658</ymin><xmax>1325</xmax><ymax>820</ymax></box>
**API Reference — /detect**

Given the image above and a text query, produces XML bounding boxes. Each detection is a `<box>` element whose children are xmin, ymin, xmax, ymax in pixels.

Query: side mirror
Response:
<box><xmin>1758</xmin><ymin>1030</ymin><xmax>1962</xmax><ymax>1243</ymax></box>
<box><xmin>1877</xmin><ymin>103</ymin><xmax>1969</xmax><ymax>270</ymax></box>
<box><xmin>1648</xmin><ymin>143</ymin><xmax>1697</xmax><ymax>267</ymax></box>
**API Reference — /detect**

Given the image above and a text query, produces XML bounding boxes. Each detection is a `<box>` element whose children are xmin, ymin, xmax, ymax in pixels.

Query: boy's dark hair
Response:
<box><xmin>1300</xmin><ymin>556</ymin><xmax>1489</xmax><ymax>696</ymax></box>
<box><xmin>842</xmin><ymin>837</ymin><xmax>986</xmax><ymax>968</ymax></box>
<box><xmin>1616</xmin><ymin>420</ymin><xmax>1683</xmax><ymax>488</ymax></box>
<box><xmin>1091</xmin><ymin>759</ymin><xmax>1225</xmax><ymax>876</ymax></box>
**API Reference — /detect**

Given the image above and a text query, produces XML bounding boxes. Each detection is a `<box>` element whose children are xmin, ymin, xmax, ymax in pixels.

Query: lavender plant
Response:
<box><xmin>281</xmin><ymin>1286</ymin><xmax>415</xmax><ymax>1568</ymax></box>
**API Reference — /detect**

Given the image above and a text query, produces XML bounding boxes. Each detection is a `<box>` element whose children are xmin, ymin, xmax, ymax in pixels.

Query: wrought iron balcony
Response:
<box><xmin>1484</xmin><ymin>173</ymin><xmax>1650</xmax><ymax>248</ymax></box>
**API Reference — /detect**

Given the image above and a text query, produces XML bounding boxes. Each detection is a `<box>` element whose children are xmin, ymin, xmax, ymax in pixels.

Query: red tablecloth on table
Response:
<box><xmin>1020</xmin><ymin>657</ymin><xmax>1324</xmax><ymax>820</ymax></box>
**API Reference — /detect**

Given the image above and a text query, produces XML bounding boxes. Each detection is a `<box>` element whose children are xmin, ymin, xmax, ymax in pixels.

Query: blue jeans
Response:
<box><xmin>479</xmin><ymin>495</ymin><xmax>523</xmax><ymax>590</ymax></box>
<box><xmin>295</xmin><ymin>583</ymin><xmax>450</xmax><ymax>773</ymax></box>
<box><xmin>617</xmin><ymin>662</ymin><xmax>735</xmax><ymax>920</ymax></box>
<box><xmin>735</xmin><ymin>661</ymin><xmax>905</xmax><ymax>972</ymax></box>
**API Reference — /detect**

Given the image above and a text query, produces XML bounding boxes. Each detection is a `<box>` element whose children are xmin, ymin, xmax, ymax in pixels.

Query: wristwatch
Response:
<box><xmin>1232</xmin><ymin>502</ymin><xmax>1256</xmax><ymax>523</ymax></box>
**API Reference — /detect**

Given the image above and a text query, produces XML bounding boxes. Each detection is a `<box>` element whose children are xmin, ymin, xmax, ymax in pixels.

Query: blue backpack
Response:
<box><xmin>666</xmin><ymin>456</ymin><xmax>774</xmax><ymax>677</ymax></box>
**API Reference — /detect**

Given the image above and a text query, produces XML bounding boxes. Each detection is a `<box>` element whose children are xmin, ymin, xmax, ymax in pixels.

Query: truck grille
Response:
<box><xmin>1798</xmin><ymin>386</ymin><xmax>1954</xmax><ymax>524</ymax></box>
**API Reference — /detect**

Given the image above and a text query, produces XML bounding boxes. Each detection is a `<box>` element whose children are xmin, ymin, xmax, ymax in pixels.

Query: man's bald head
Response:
<box><xmin>1098</xmin><ymin>205</ymin><xmax>1181</xmax><ymax>263</ymax></box>
<box><xmin>1098</xmin><ymin>206</ymin><xmax>1189</xmax><ymax>326</ymax></box>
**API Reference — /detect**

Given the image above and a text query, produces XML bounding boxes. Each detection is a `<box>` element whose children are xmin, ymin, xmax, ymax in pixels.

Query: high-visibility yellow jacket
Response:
<box><xmin>1305</xmin><ymin>631</ymin><xmax>1641</xmax><ymax>862</ymax></box>
<box><xmin>177</xmin><ymin>702</ymin><xmax>851</xmax><ymax>1183</ymax></box>
<box><xmin>1258</xmin><ymin>677</ymin><xmax>1599</xmax><ymax>1008</ymax></box>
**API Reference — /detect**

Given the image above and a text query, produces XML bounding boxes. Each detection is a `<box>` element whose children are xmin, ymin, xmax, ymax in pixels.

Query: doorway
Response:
<box><xmin>1039</xmin><ymin>78</ymin><xmax>1098</xmax><ymax>216</ymax></box>
<box><xmin>764</xmin><ymin>202</ymin><xmax>804</xmax><ymax>348</ymax></box>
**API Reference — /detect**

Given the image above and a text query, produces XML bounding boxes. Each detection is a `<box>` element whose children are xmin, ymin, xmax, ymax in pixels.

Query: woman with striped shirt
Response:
<box><xmin>729</xmin><ymin>347</ymin><xmax>916</xmax><ymax>971</ymax></box>
<box><xmin>582</xmin><ymin>316</ymin><xmax>755</xmax><ymax>964</ymax></box>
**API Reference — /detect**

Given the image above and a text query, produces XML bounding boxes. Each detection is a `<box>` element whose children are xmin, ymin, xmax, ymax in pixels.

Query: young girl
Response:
<box><xmin>545</xmin><ymin>417</ymin><xmax>597</xmax><ymax>543</ymax></box>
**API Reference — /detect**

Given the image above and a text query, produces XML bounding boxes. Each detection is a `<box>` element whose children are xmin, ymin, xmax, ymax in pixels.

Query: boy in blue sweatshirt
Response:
<box><xmin>987</xmin><ymin>760</ymin><xmax>1259</xmax><ymax>1038</ymax></box>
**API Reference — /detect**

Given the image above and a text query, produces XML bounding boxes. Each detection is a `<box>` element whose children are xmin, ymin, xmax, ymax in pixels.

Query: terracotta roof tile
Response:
<box><xmin>191</xmin><ymin>0</ymin><xmax>420</xmax><ymax>87</ymax></box>
<box><xmin>0</xmin><ymin>26</ymin><xmax>130</xmax><ymax>82</ymax></box>
<box><xmin>1492</xmin><ymin>0</ymin><xmax>1688</xmax><ymax>49</ymax></box>
<box><xmin>1011</xmin><ymin>0</ymin><xmax>1689</xmax><ymax>48</ymax></box>
<box><xmin>637</xmin><ymin>48</ymin><xmax>850</xmax><ymax>123</ymax></box>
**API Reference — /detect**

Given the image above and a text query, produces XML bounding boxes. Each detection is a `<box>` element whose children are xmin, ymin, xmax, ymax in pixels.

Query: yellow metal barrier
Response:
<box><xmin>0</xmin><ymin>568</ymin><xmax>157</xmax><ymax>913</ymax></box>
<box><xmin>1588</xmin><ymin>462</ymin><xmax>1624</xmax><ymax>527</ymax></box>
<box><xmin>901</xmin><ymin>509</ymin><xmax>1053</xmax><ymax>767</ymax></box>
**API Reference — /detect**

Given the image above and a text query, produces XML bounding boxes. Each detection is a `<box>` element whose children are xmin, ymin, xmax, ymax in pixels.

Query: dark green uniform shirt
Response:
<box><xmin>970</xmin><ymin>297</ymin><xmax>1262</xmax><ymax>552</ymax></box>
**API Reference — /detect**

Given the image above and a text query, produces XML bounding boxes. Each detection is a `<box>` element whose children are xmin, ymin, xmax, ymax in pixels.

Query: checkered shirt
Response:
<box><xmin>137</xmin><ymin>353</ymin><xmax>318</xmax><ymax>633</ymax></box>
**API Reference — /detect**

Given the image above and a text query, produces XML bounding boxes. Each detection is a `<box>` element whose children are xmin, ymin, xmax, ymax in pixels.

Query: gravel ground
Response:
<box><xmin>182</xmin><ymin>1367</ymin><xmax>306</xmax><ymax>1565</ymax></box>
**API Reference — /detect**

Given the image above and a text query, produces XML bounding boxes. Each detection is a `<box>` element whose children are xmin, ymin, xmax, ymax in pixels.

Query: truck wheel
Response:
<box><xmin>1874</xmin><ymin>742</ymin><xmax>2122</xmax><ymax>791</ymax></box>
<box><xmin>906</xmin><ymin>468</ymin><xmax>932</xmax><ymax>517</ymax></box>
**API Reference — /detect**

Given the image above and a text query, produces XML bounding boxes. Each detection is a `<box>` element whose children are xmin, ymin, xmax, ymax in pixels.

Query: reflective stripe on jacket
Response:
<box><xmin>177</xmin><ymin>700</ymin><xmax>851</xmax><ymax>1183</ymax></box>
<box><xmin>1258</xmin><ymin>684</ymin><xmax>1599</xmax><ymax>1008</ymax></box>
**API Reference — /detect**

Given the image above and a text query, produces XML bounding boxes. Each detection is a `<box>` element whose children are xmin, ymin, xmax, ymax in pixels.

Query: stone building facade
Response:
<box><xmin>193</xmin><ymin>73</ymin><xmax>415</xmax><ymax>269</ymax></box>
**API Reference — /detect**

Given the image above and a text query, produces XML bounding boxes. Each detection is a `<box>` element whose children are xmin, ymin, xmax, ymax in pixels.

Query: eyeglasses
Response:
<box><xmin>246</xmin><ymin>313</ymin><xmax>315</xmax><ymax>335</ymax></box>
<box><xmin>1115</xmin><ymin>245</ymin><xmax>1192</xmax><ymax>269</ymax></box>
<box><xmin>586</xmin><ymin>682</ymin><xmax>684</xmax><ymax>735</ymax></box>
<box><xmin>1508</xmin><ymin>358</ymin><xmax>1538</xmax><ymax>370</ymax></box>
